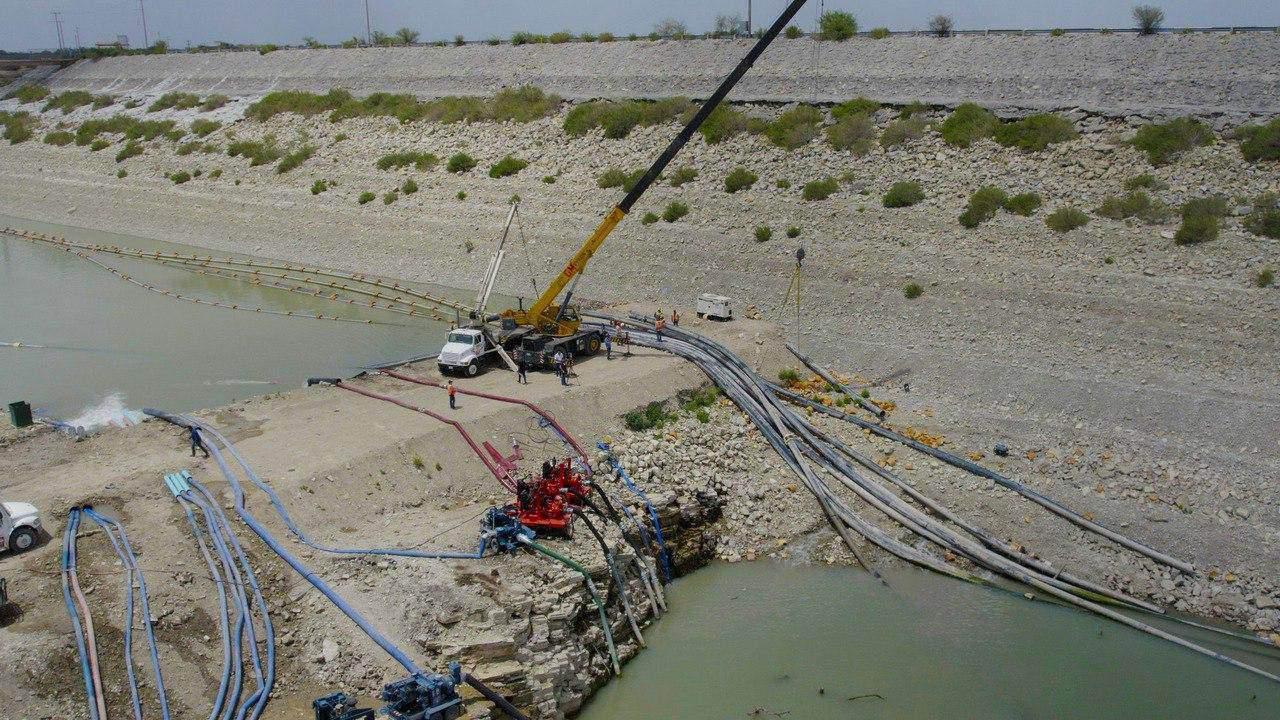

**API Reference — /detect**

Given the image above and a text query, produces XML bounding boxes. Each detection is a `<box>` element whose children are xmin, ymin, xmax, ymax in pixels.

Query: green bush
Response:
<box><xmin>0</xmin><ymin>111</ymin><xmax>36</xmax><ymax>144</ymax></box>
<box><xmin>880</xmin><ymin>116</ymin><xmax>927</xmax><ymax>148</ymax></box>
<box><xmin>903</xmin><ymin>282</ymin><xmax>923</xmax><ymax>299</ymax></box>
<box><xmin>115</xmin><ymin>140</ymin><xmax>143</xmax><ymax>162</ymax></box>
<box><xmin>376</xmin><ymin>150</ymin><xmax>438</xmax><ymax>171</ymax></box>
<box><xmin>191</xmin><ymin>118</ymin><xmax>222</xmax><ymax>137</ymax></box>
<box><xmin>92</xmin><ymin>95</ymin><xmax>116</xmax><ymax>109</ymax></box>
<box><xmin>511</xmin><ymin>31</ymin><xmax>547</xmax><ymax>46</ymax></box>
<box><xmin>358</xmin><ymin>191</ymin><xmax>376</xmax><ymax>204</ymax></box>
<box><xmin>784</xmin><ymin>25</ymin><xmax>803</xmax><ymax>39</ymax></box>
<box><xmin>246</xmin><ymin>86</ymin><xmax>559</xmax><ymax>125</ymax></box>
<box><xmin>542</xmin><ymin>175</ymin><xmax>556</xmax><ymax>183</ymax></box>
<box><xmin>777</xmin><ymin>368</ymin><xmax>801</xmax><ymax>384</ymax></box>
<box><xmin>447</xmin><ymin>152</ymin><xmax>477</xmax><ymax>173</ymax></box>
<box><xmin>564</xmin><ymin>97</ymin><xmax>695</xmax><ymax>139</ymax></box>
<box><xmin>311</xmin><ymin>179</ymin><xmax>329</xmax><ymax>195</ymax></box>
<box><xmin>43</xmin><ymin>90</ymin><xmax>95</xmax><ymax>114</ymax></box>
<box><xmin>832</xmin><ymin>97</ymin><xmax>879</xmax><ymax>120</ymax></box>
<box><xmin>1244</xmin><ymin>203</ymin><xmax>1280</xmax><ymax>239</ymax></box>
<box><xmin>696</xmin><ymin>408</ymin><xmax>711</xmax><ymax>424</ymax></box>
<box><xmin>819</xmin><ymin>11</ymin><xmax>858</xmax><ymax>40</ymax></box>
<box><xmin>1233</xmin><ymin>118</ymin><xmax>1280</xmax><ymax>162</ymax></box>
<box><xmin>43</xmin><ymin>130</ymin><xmax>75</xmax><ymax>146</ymax></box>
<box><xmin>869</xmin><ymin>27</ymin><xmax>891</xmax><ymax>39</ymax></box>
<box><xmin>993</xmin><ymin>113</ymin><xmax>1077</xmax><ymax>151</ymax></box>
<box><xmin>754</xmin><ymin>225</ymin><xmax>772</xmax><ymax>242</ymax></box>
<box><xmin>1003</xmin><ymin>192</ymin><xmax>1043</xmax><ymax>216</ymax></box>
<box><xmin>764</xmin><ymin>105</ymin><xmax>822</xmax><ymax>149</ymax></box>
<box><xmin>959</xmin><ymin>186</ymin><xmax>1007</xmax><ymax>227</ymax></box>
<box><xmin>776</xmin><ymin>179</ymin><xmax>791</xmax><ymax>189</ymax></box>
<box><xmin>1125</xmin><ymin>173</ymin><xmax>1167</xmax><ymax>191</ymax></box>
<box><xmin>548</xmin><ymin>31</ymin><xmax>573</xmax><ymax>44</ymax></box>
<box><xmin>802</xmin><ymin>177</ymin><xmax>839</xmax><ymax>201</ymax></box>
<box><xmin>402</xmin><ymin>177</ymin><xmax>418</xmax><ymax>194</ymax></box>
<box><xmin>598</xmin><ymin>32</ymin><xmax>615</xmax><ymax>42</ymax></box>
<box><xmin>724</xmin><ymin>167</ymin><xmax>758</xmax><ymax>193</ymax></box>
<box><xmin>826</xmin><ymin>113</ymin><xmax>876</xmax><ymax>154</ymax></box>
<box><xmin>1045</xmin><ymin>207</ymin><xmax>1090</xmax><ymax>232</ymax></box>
<box><xmin>176</xmin><ymin>140</ymin><xmax>201</xmax><ymax>156</ymax></box>
<box><xmin>1174</xmin><ymin>215</ymin><xmax>1218</xmax><ymax>245</ymax></box>
<box><xmin>669</xmin><ymin>166</ymin><xmax>698</xmax><ymax>187</ymax></box>
<box><xmin>258</xmin><ymin>44</ymin><xmax>279</xmax><ymax>55</ymax></box>
<box><xmin>598</xmin><ymin>167</ymin><xmax>645</xmax><ymax>190</ymax></box>
<box><xmin>662</xmin><ymin>201</ymin><xmax>689</xmax><ymax>222</ymax></box>
<box><xmin>209</xmin><ymin>168</ymin><xmax>222</xmax><ymax>179</ymax></box>
<box><xmin>939</xmin><ymin>103</ymin><xmax>998</xmax><ymax>148</ymax></box>
<box><xmin>699</xmin><ymin>105</ymin><xmax>758</xmax><ymax>144</ymax></box>
<box><xmin>641</xmin><ymin>211</ymin><xmax>660</xmax><ymax>225</ymax></box>
<box><xmin>1095</xmin><ymin>190</ymin><xmax>1170</xmax><ymax>223</ymax></box>
<box><xmin>383</xmin><ymin>191</ymin><xmax>398</xmax><ymax>204</ymax></box>
<box><xmin>117</xmin><ymin>168</ymin><xmax>128</xmax><ymax>178</ymax></box>
<box><xmin>883</xmin><ymin>180</ymin><xmax>925</xmax><ymax>208</ymax></box>
<box><xmin>623</xmin><ymin>401</ymin><xmax>675</xmax><ymax>431</ymax></box>
<box><xmin>1181</xmin><ymin>196</ymin><xmax>1229</xmax><ymax>221</ymax></box>
<box><xmin>898</xmin><ymin>101</ymin><xmax>929</xmax><ymax>118</ymax></box>
<box><xmin>200</xmin><ymin>94</ymin><xmax>229</xmax><ymax>111</ymax></box>
<box><xmin>89</xmin><ymin>138</ymin><xmax>110</xmax><ymax>151</ymax></box>
<box><xmin>1132</xmin><ymin>117</ymin><xmax>1214</xmax><ymax>165</ymax></box>
<box><xmin>7</xmin><ymin>84</ymin><xmax>49</xmax><ymax>104</ymax></box>
<box><xmin>1254</xmin><ymin>268</ymin><xmax>1274</xmax><ymax>287</ymax></box>
<box><xmin>786</xmin><ymin>226</ymin><xmax>801</xmax><ymax>238</ymax></box>
<box><xmin>488</xmin><ymin>155</ymin><xmax>528</xmax><ymax>178</ymax></box>
<box><xmin>171</xmin><ymin>170</ymin><xmax>192</xmax><ymax>184</ymax></box>
<box><xmin>1050</xmin><ymin>28</ymin><xmax>1066</xmax><ymax>37</ymax></box>
<box><xmin>149</xmin><ymin>92</ymin><xmax>202</xmax><ymax>112</ymax></box>
<box><xmin>227</xmin><ymin>138</ymin><xmax>283</xmax><ymax>166</ymax></box>
<box><xmin>456</xmin><ymin>190</ymin><xmax>467</xmax><ymax>200</ymax></box>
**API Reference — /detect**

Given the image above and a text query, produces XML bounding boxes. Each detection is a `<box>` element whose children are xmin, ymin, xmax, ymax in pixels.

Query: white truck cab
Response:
<box><xmin>438</xmin><ymin>328</ymin><xmax>493</xmax><ymax>377</ymax></box>
<box><xmin>1</xmin><ymin>501</ymin><xmax>41</xmax><ymax>554</ymax></box>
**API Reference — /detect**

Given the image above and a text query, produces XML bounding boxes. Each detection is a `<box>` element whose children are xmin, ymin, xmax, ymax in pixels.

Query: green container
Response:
<box><xmin>8</xmin><ymin>401</ymin><xmax>33</xmax><ymax>428</ymax></box>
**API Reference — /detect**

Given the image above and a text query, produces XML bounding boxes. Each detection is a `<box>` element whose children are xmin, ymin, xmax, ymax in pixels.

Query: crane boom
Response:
<box><xmin>511</xmin><ymin>0</ymin><xmax>810</xmax><ymax>331</ymax></box>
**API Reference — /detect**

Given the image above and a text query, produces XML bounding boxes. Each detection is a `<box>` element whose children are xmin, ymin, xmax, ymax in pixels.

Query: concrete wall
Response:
<box><xmin>45</xmin><ymin>34</ymin><xmax>1280</xmax><ymax>121</ymax></box>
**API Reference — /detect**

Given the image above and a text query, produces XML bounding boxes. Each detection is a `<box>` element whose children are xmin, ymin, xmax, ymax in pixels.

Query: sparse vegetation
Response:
<box><xmin>1256</xmin><ymin>268</ymin><xmax>1275</xmax><ymax>288</ymax></box>
<box><xmin>898</xmin><ymin>101</ymin><xmax>929</xmax><ymax>118</ymax></box>
<box><xmin>447</xmin><ymin>152</ymin><xmax>477</xmax><ymax>173</ymax></box>
<box><xmin>787</xmin><ymin>226</ymin><xmax>801</xmax><ymax>238</ymax></box>
<box><xmin>869</xmin><ymin>27</ymin><xmax>891</xmax><ymax>39</ymax></box>
<box><xmin>247</xmin><ymin>86</ymin><xmax>560</xmax><ymax>125</ymax></box>
<box><xmin>0</xmin><ymin>111</ymin><xmax>36</xmax><ymax>144</ymax></box>
<box><xmin>376</xmin><ymin>150</ymin><xmax>438</xmax><ymax>171</ymax></box>
<box><xmin>883</xmin><ymin>181</ymin><xmax>925</xmax><ymax>208</ymax></box>
<box><xmin>1174</xmin><ymin>214</ymin><xmax>1218</xmax><ymax>245</ymax></box>
<box><xmin>115</xmin><ymin>140</ymin><xmax>143</xmax><ymax>162</ymax></box>
<box><xmin>928</xmin><ymin>15</ymin><xmax>954</xmax><ymax>37</ymax></box>
<box><xmin>456</xmin><ymin>190</ymin><xmax>467</xmax><ymax>200</ymax></box>
<box><xmin>624</xmin><ymin>400</ymin><xmax>676</xmax><ymax>432</ymax></box>
<box><xmin>7</xmin><ymin>85</ymin><xmax>50</xmax><ymax>103</ymax></box>
<box><xmin>200</xmin><ymin>94</ymin><xmax>229</xmax><ymax>111</ymax></box>
<box><xmin>542</xmin><ymin>175</ymin><xmax>556</xmax><ymax>183</ymax></box>
<box><xmin>92</xmin><ymin>95</ymin><xmax>116</xmax><ymax>109</ymax></box>
<box><xmin>171</xmin><ymin>170</ymin><xmax>192</xmax><ymax>185</ymax></box>
<box><xmin>311</xmin><ymin>179</ymin><xmax>329</xmax><ymax>195</ymax></box>
<box><xmin>1095</xmin><ymin>190</ymin><xmax>1171</xmax><ymax>223</ymax></box>
<box><xmin>669</xmin><ymin>166</ymin><xmax>698</xmax><ymax>187</ymax></box>
<box><xmin>43</xmin><ymin>90</ymin><xmax>95</xmax><ymax>114</ymax></box>
<box><xmin>563</xmin><ymin>97</ymin><xmax>694</xmax><ymax>139</ymax></box>
<box><xmin>258</xmin><ymin>44</ymin><xmax>279</xmax><ymax>55</ymax></box>
<box><xmin>754</xmin><ymin>225</ymin><xmax>772</xmax><ymax>242</ymax></box>
<box><xmin>699</xmin><ymin>105</ymin><xmax>760</xmax><ymax>144</ymax></box>
<box><xmin>511</xmin><ymin>31</ymin><xmax>547</xmax><ymax>46</ymax></box>
<box><xmin>275</xmin><ymin>145</ymin><xmax>315</xmax><ymax>173</ymax></box>
<box><xmin>724</xmin><ymin>167</ymin><xmax>758</xmax><ymax>193</ymax></box>
<box><xmin>176</xmin><ymin>140</ymin><xmax>202</xmax><ymax>156</ymax></box>
<box><xmin>959</xmin><ymin>186</ymin><xmax>1007</xmax><ymax>227</ymax></box>
<box><xmin>43</xmin><ymin>130</ymin><xmax>75</xmax><ymax>146</ymax></box>
<box><xmin>642</xmin><ymin>211</ymin><xmax>660</xmax><ymax>225</ymax></box>
<box><xmin>598</xmin><ymin>32</ymin><xmax>615</xmax><ymax>43</ymax></box>
<box><xmin>358</xmin><ymin>191</ymin><xmax>376</xmax><ymax>204</ymax></box>
<box><xmin>784</xmin><ymin>25</ymin><xmax>804</xmax><ymax>39</ymax></box>
<box><xmin>1234</xmin><ymin>118</ymin><xmax>1280</xmax><ymax>162</ymax></box>
<box><xmin>149</xmin><ymin>92</ymin><xmax>203</xmax><ymax>112</ymax></box>
<box><xmin>653</xmin><ymin>19</ymin><xmax>689</xmax><ymax>39</ymax></box>
<box><xmin>776</xmin><ymin>179</ymin><xmax>791</xmax><ymax>189</ymax></box>
<box><xmin>117</xmin><ymin>168</ymin><xmax>128</xmax><ymax>178</ymax></box>
<box><xmin>1050</xmin><ymin>28</ymin><xmax>1066</xmax><ymax>37</ymax></box>
<box><xmin>191</xmin><ymin>118</ymin><xmax>222</xmax><ymax>137</ymax></box>
<box><xmin>826</xmin><ymin>112</ymin><xmax>876</xmax><ymax>154</ymax></box>
<box><xmin>1243</xmin><ymin>193</ymin><xmax>1280</xmax><ymax>239</ymax></box>
<box><xmin>818</xmin><ymin>11</ymin><xmax>858</xmax><ymax>41</ymax></box>
<box><xmin>903</xmin><ymin>282</ymin><xmax>924</xmax><ymax>299</ymax></box>
<box><xmin>1003</xmin><ymin>192</ymin><xmax>1043</xmax><ymax>216</ymax></box>
<box><xmin>993</xmin><ymin>113</ymin><xmax>1077</xmax><ymax>151</ymax></box>
<box><xmin>1131</xmin><ymin>117</ymin><xmax>1213</xmax><ymax>165</ymax></box>
<box><xmin>1125</xmin><ymin>173</ymin><xmax>1167</xmax><ymax>191</ymax></box>
<box><xmin>548</xmin><ymin>31</ymin><xmax>574</xmax><ymax>44</ymax></box>
<box><xmin>89</xmin><ymin>138</ymin><xmax>110</xmax><ymax>151</ymax></box>
<box><xmin>939</xmin><ymin>103</ymin><xmax>998</xmax><ymax>147</ymax></box>
<box><xmin>662</xmin><ymin>201</ymin><xmax>689</xmax><ymax>222</ymax></box>
<box><xmin>764</xmin><ymin>105</ymin><xmax>823</xmax><ymax>149</ymax></box>
<box><xmin>778</xmin><ymin>368</ymin><xmax>801</xmax><ymax>385</ymax></box>
<box><xmin>227</xmin><ymin>138</ymin><xmax>283</xmax><ymax>166</ymax></box>
<box><xmin>832</xmin><ymin>97</ymin><xmax>879</xmax><ymax>119</ymax></box>
<box><xmin>383</xmin><ymin>191</ymin><xmax>398</xmax><ymax>205</ymax></box>
<box><xmin>1133</xmin><ymin>5</ymin><xmax>1165</xmax><ymax>35</ymax></box>
<box><xmin>802</xmin><ymin>177</ymin><xmax>839</xmax><ymax>201</ymax></box>
<box><xmin>1045</xmin><ymin>206</ymin><xmax>1090</xmax><ymax>232</ymax></box>
<box><xmin>488</xmin><ymin>155</ymin><xmax>528</xmax><ymax>178</ymax></box>
<box><xmin>597</xmin><ymin>168</ymin><xmax>646</xmax><ymax>191</ymax></box>
<box><xmin>74</xmin><ymin>116</ymin><xmax>176</xmax><ymax>146</ymax></box>
<box><xmin>880</xmin><ymin>116</ymin><xmax>927</xmax><ymax>148</ymax></box>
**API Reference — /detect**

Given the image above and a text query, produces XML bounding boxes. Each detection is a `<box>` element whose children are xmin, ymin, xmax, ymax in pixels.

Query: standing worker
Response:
<box><xmin>190</xmin><ymin>425</ymin><xmax>209</xmax><ymax>459</ymax></box>
<box><xmin>655</xmin><ymin>315</ymin><xmax>666</xmax><ymax>343</ymax></box>
<box><xmin>447</xmin><ymin>379</ymin><xmax>457</xmax><ymax>409</ymax></box>
<box><xmin>553</xmin><ymin>349</ymin><xmax>567</xmax><ymax>386</ymax></box>
<box><xmin>671</xmin><ymin>309</ymin><xmax>680</xmax><ymax>326</ymax></box>
<box><xmin>517</xmin><ymin>357</ymin><xmax>529</xmax><ymax>384</ymax></box>
<box><xmin>604</xmin><ymin>332</ymin><xmax>613</xmax><ymax>360</ymax></box>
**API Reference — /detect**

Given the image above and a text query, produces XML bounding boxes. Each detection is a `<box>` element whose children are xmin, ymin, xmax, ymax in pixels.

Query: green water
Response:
<box><xmin>580</xmin><ymin>561</ymin><xmax>1280</xmax><ymax>720</ymax></box>
<box><xmin>0</xmin><ymin>214</ymin><xmax>474</xmax><ymax>419</ymax></box>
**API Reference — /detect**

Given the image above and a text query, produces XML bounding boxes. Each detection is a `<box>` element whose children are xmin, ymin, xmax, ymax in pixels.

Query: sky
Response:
<box><xmin>3</xmin><ymin>0</ymin><xmax>1279</xmax><ymax>52</ymax></box>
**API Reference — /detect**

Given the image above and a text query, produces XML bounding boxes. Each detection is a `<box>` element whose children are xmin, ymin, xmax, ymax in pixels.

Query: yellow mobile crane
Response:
<box><xmin>477</xmin><ymin>0</ymin><xmax>810</xmax><ymax>371</ymax></box>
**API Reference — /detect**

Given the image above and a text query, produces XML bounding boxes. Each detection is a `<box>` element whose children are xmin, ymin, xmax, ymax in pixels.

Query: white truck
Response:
<box><xmin>437</xmin><ymin>328</ymin><xmax>502</xmax><ymax>377</ymax></box>
<box><xmin>1</xmin><ymin>500</ymin><xmax>41</xmax><ymax>554</ymax></box>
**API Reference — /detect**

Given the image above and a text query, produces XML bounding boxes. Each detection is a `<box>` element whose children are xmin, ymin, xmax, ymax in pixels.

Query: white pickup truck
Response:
<box><xmin>438</xmin><ymin>328</ymin><xmax>500</xmax><ymax>377</ymax></box>
<box><xmin>1</xmin><ymin>500</ymin><xmax>41</xmax><ymax>554</ymax></box>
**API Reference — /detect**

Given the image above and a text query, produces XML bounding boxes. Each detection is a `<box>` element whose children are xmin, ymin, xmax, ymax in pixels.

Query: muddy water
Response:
<box><xmin>580</xmin><ymin>561</ymin><xmax>1280</xmax><ymax>720</ymax></box>
<box><xmin>0</xmin><ymin>214</ymin><xmax>489</xmax><ymax>419</ymax></box>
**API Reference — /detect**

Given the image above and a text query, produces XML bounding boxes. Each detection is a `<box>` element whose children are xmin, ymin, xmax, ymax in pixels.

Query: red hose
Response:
<box><xmin>380</xmin><ymin>369</ymin><xmax>590</xmax><ymax>466</ymax></box>
<box><xmin>67</xmin><ymin>544</ymin><xmax>108</xmax><ymax>718</ymax></box>
<box><xmin>333</xmin><ymin>381</ymin><xmax>517</xmax><ymax>492</ymax></box>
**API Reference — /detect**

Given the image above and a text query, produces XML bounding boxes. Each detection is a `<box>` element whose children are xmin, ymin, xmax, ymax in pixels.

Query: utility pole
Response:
<box><xmin>75</xmin><ymin>26</ymin><xmax>82</xmax><ymax>49</ymax></box>
<box><xmin>364</xmin><ymin>0</ymin><xmax>372</xmax><ymax>45</ymax></box>
<box><xmin>747</xmin><ymin>0</ymin><xmax>752</xmax><ymax>35</ymax></box>
<box><xmin>139</xmin><ymin>0</ymin><xmax>149</xmax><ymax>47</ymax></box>
<box><xmin>51</xmin><ymin>12</ymin><xmax>66</xmax><ymax>54</ymax></box>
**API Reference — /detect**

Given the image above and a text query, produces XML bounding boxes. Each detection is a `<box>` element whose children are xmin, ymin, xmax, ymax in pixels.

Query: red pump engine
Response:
<box><xmin>511</xmin><ymin>458</ymin><xmax>589</xmax><ymax>537</ymax></box>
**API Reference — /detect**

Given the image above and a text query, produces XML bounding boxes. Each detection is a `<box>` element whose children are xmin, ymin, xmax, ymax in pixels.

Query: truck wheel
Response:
<box><xmin>465</xmin><ymin>360</ymin><xmax>479</xmax><ymax>377</ymax></box>
<box><xmin>9</xmin><ymin>527</ymin><xmax>37</xmax><ymax>553</ymax></box>
<box><xmin>586</xmin><ymin>335</ymin><xmax>601</xmax><ymax>355</ymax></box>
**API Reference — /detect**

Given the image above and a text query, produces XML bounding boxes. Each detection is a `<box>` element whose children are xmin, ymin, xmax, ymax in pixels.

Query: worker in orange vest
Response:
<box><xmin>655</xmin><ymin>316</ymin><xmax>666</xmax><ymax>342</ymax></box>
<box><xmin>447</xmin><ymin>380</ymin><xmax>457</xmax><ymax>409</ymax></box>
<box><xmin>671</xmin><ymin>309</ymin><xmax>680</xmax><ymax>326</ymax></box>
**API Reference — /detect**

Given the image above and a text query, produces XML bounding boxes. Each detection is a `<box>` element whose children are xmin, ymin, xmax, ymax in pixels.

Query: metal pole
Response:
<box><xmin>139</xmin><ymin>0</ymin><xmax>149</xmax><ymax>47</ymax></box>
<box><xmin>364</xmin><ymin>0</ymin><xmax>372</xmax><ymax>45</ymax></box>
<box><xmin>747</xmin><ymin>0</ymin><xmax>752</xmax><ymax>34</ymax></box>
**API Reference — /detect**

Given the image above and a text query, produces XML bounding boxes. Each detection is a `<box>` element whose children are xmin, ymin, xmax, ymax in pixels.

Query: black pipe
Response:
<box><xmin>617</xmin><ymin>0</ymin><xmax>809</xmax><ymax>213</ymax></box>
<box><xmin>463</xmin><ymin>674</ymin><xmax>529</xmax><ymax>720</ymax></box>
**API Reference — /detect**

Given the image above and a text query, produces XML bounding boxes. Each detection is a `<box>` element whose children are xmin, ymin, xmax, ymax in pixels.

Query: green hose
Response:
<box><xmin>520</xmin><ymin>537</ymin><xmax>622</xmax><ymax>675</ymax></box>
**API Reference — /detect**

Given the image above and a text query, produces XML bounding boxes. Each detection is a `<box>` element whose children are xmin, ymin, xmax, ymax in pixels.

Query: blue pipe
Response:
<box><xmin>60</xmin><ymin>509</ymin><xmax>100</xmax><ymax>720</ymax></box>
<box><xmin>597</xmin><ymin>442</ymin><xmax>672</xmax><ymax>582</ymax></box>
<box><xmin>189</xmin><ymin>492</ymin><xmax>247</xmax><ymax>720</ymax></box>
<box><xmin>80</xmin><ymin>508</ymin><xmax>145</xmax><ymax>720</ymax></box>
<box><xmin>176</xmin><ymin>495</ymin><xmax>235</xmax><ymax>720</ymax></box>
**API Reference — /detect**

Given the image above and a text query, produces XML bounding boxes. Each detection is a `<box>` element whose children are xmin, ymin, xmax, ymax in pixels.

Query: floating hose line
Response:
<box><xmin>61</xmin><ymin>508</ymin><xmax>106</xmax><ymax>720</ymax></box>
<box><xmin>584</xmin><ymin>315</ymin><xmax>1280</xmax><ymax>683</ymax></box>
<box><xmin>81</xmin><ymin>506</ymin><xmax>174</xmax><ymax>720</ymax></box>
<box><xmin>518</xmin><ymin>536</ymin><xmax>622</xmax><ymax>676</ymax></box>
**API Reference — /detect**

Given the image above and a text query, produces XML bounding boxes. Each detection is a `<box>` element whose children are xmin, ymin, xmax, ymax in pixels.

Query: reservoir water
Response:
<box><xmin>579</xmin><ymin>561</ymin><xmax>1280</xmax><ymax>720</ymax></box>
<box><xmin>0</xmin><ymin>214</ymin><xmax>469</xmax><ymax>419</ymax></box>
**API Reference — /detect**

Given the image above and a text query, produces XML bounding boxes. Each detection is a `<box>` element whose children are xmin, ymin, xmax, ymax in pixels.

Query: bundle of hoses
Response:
<box><xmin>586</xmin><ymin>314</ymin><xmax>1280</xmax><ymax>683</ymax></box>
<box><xmin>62</xmin><ymin>506</ymin><xmax>174</xmax><ymax>720</ymax></box>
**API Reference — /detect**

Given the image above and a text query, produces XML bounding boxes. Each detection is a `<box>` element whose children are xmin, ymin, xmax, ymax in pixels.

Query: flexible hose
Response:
<box><xmin>597</xmin><ymin>443</ymin><xmax>674</xmax><ymax>583</ymax></box>
<box><xmin>578</xmin><ymin>512</ymin><xmax>645</xmax><ymax>647</ymax></box>
<box><xmin>61</xmin><ymin>509</ymin><xmax>104</xmax><ymax>720</ymax></box>
<box><xmin>518</xmin><ymin>536</ymin><xmax>621</xmax><ymax>675</ymax></box>
<box><xmin>176</xmin><ymin>495</ymin><xmax>235</xmax><ymax>720</ymax></box>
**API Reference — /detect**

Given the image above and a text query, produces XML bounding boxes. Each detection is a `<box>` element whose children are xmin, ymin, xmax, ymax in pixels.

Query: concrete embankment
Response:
<box><xmin>42</xmin><ymin>34</ymin><xmax>1280</xmax><ymax>121</ymax></box>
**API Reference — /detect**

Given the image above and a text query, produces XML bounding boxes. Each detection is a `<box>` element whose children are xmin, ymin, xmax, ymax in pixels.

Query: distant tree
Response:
<box><xmin>713</xmin><ymin>14</ymin><xmax>748</xmax><ymax>37</ymax></box>
<box><xmin>1133</xmin><ymin>5</ymin><xmax>1165</xmax><ymax>35</ymax></box>
<box><xmin>150</xmin><ymin>39</ymin><xmax>168</xmax><ymax>54</ymax></box>
<box><xmin>341</xmin><ymin>36</ymin><xmax>361</xmax><ymax>48</ymax></box>
<box><xmin>303</xmin><ymin>36</ymin><xmax>322</xmax><ymax>48</ymax></box>
<box><xmin>654</xmin><ymin>18</ymin><xmax>688</xmax><ymax>39</ymax></box>
<box><xmin>819</xmin><ymin>11</ymin><xmax>857</xmax><ymax>40</ymax></box>
<box><xmin>928</xmin><ymin>15</ymin><xmax>954</xmax><ymax>38</ymax></box>
<box><xmin>454</xmin><ymin>34</ymin><xmax>466</xmax><ymax>46</ymax></box>
<box><xmin>371</xmin><ymin>30</ymin><xmax>394</xmax><ymax>46</ymax></box>
<box><xmin>395</xmin><ymin>27</ymin><xmax>420</xmax><ymax>45</ymax></box>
